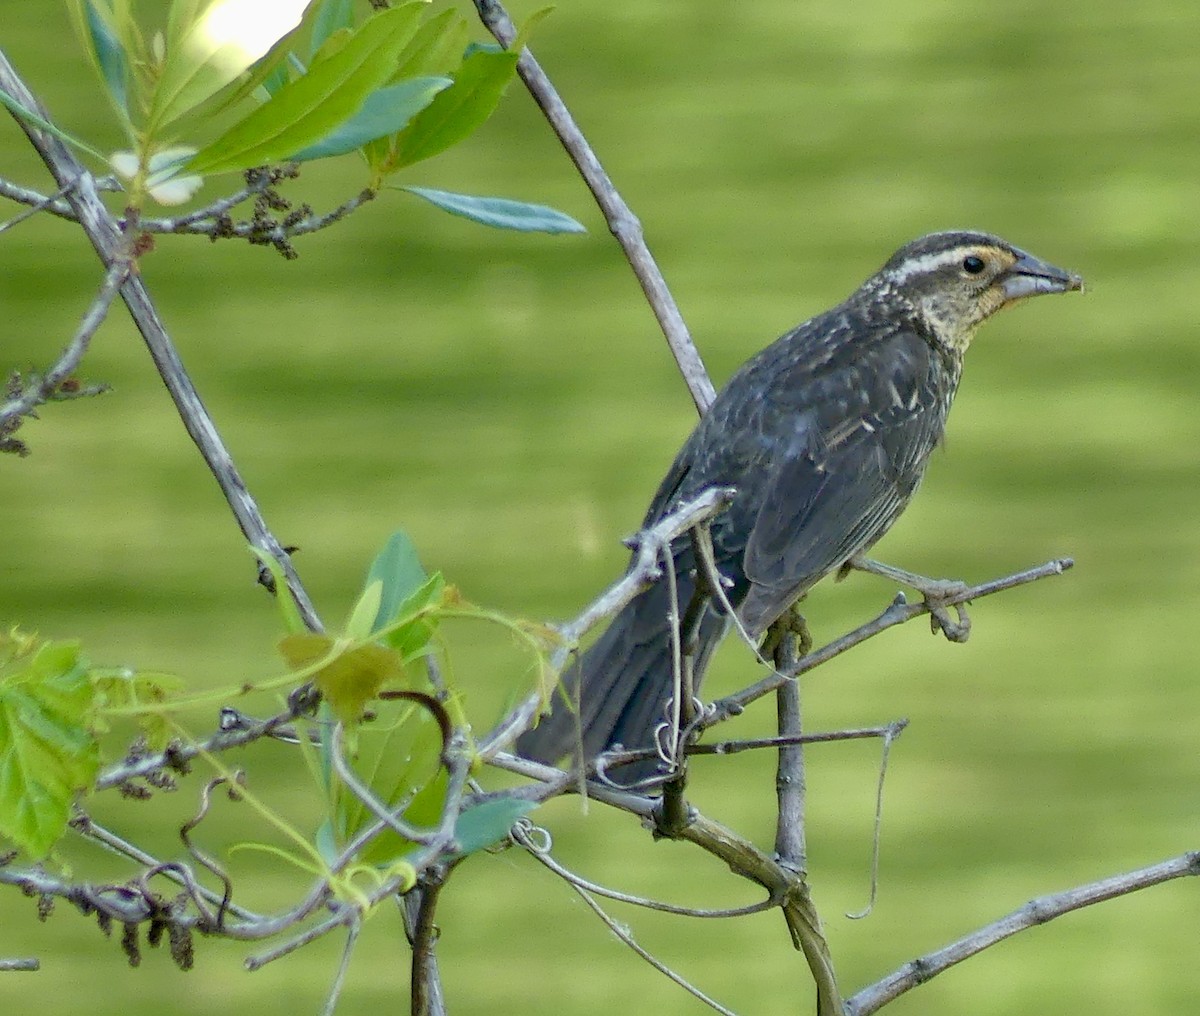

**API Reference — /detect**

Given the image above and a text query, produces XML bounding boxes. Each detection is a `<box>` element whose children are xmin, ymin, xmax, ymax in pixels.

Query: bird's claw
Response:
<box><xmin>919</xmin><ymin>579</ymin><xmax>971</xmax><ymax>643</ymax></box>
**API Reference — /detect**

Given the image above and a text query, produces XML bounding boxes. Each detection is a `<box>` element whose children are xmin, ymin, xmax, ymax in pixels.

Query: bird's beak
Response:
<box><xmin>1000</xmin><ymin>251</ymin><xmax>1085</xmax><ymax>302</ymax></box>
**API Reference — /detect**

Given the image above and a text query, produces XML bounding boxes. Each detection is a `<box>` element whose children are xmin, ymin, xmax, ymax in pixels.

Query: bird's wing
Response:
<box><xmin>737</xmin><ymin>334</ymin><xmax>951</xmax><ymax>633</ymax></box>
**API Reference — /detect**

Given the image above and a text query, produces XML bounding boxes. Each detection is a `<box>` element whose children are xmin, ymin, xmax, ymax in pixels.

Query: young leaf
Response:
<box><xmin>451</xmin><ymin>797</ymin><xmax>535</xmax><ymax>858</ymax></box>
<box><xmin>345</xmin><ymin>581</ymin><xmax>384</xmax><ymax>642</ymax></box>
<box><xmin>387</xmin><ymin>46</ymin><xmax>519</xmax><ymax>170</ymax></box>
<box><xmin>311</xmin><ymin>0</ymin><xmax>355</xmax><ymax>58</ymax></box>
<box><xmin>0</xmin><ymin>636</ymin><xmax>100</xmax><ymax>858</ymax></box>
<box><xmin>366</xmin><ymin>530</ymin><xmax>429</xmax><ymax>635</ymax></box>
<box><xmin>391</xmin><ymin>8</ymin><xmax>470</xmax><ymax>80</ymax></box>
<box><xmin>289</xmin><ymin>76</ymin><xmax>451</xmax><ymax>161</ymax></box>
<box><xmin>386</xmin><ymin>573</ymin><xmax>447</xmax><ymax>659</ymax></box>
<box><xmin>149</xmin><ymin>1</ymin><xmax>310</xmax><ymax>132</ymax></box>
<box><xmin>279</xmin><ymin>634</ymin><xmax>404</xmax><ymax>724</ymax></box>
<box><xmin>89</xmin><ymin>667</ymin><xmax>183</xmax><ymax>747</ymax></box>
<box><xmin>187</xmin><ymin>3</ymin><xmax>427</xmax><ymax>175</ymax></box>
<box><xmin>80</xmin><ymin>0</ymin><xmax>130</xmax><ymax>118</ymax></box>
<box><xmin>401</xmin><ymin>187</ymin><xmax>585</xmax><ymax>234</ymax></box>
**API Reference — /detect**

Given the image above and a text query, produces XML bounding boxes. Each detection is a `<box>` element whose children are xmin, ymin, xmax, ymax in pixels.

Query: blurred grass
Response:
<box><xmin>2</xmin><ymin>1</ymin><xmax>1199</xmax><ymax>1014</ymax></box>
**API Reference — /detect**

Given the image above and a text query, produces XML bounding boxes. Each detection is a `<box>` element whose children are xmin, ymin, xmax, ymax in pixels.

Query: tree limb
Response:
<box><xmin>846</xmin><ymin>851</ymin><xmax>1200</xmax><ymax>1015</ymax></box>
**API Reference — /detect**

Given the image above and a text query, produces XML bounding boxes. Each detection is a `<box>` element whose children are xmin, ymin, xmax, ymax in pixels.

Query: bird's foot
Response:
<box><xmin>848</xmin><ymin>556</ymin><xmax>971</xmax><ymax>643</ymax></box>
<box><xmin>761</xmin><ymin>604</ymin><xmax>814</xmax><ymax>669</ymax></box>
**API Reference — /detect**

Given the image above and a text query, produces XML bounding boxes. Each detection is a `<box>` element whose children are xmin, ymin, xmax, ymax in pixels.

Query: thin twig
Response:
<box><xmin>845</xmin><ymin>851</ymin><xmax>1200</xmax><ymax>1016</ymax></box>
<box><xmin>319</xmin><ymin>918</ymin><xmax>361</xmax><ymax>1016</ymax></box>
<box><xmin>844</xmin><ymin>721</ymin><xmax>904</xmax><ymax>921</ymax></box>
<box><xmin>95</xmin><ymin>705</ymin><xmax>302</xmax><ymax>791</ymax></box>
<box><xmin>479</xmin><ymin>485</ymin><xmax>735</xmax><ymax>758</ymax></box>
<box><xmin>472</xmin><ymin>0</ymin><xmax>715</xmax><ymax>414</ymax></box>
<box><xmin>553</xmin><ymin>869</ymin><xmax>739</xmax><ymax>1015</ymax></box>
<box><xmin>0</xmin><ymin>48</ymin><xmax>323</xmax><ymax>632</ymax></box>
<box><xmin>0</xmin><ymin>257</ymin><xmax>128</xmax><ymax>431</ymax></box>
<box><xmin>708</xmin><ymin>558</ymin><xmax>1075</xmax><ymax>725</ymax></box>
<box><xmin>514</xmin><ymin>822</ymin><xmax>778</xmax><ymax>918</ymax></box>
<box><xmin>0</xmin><ymin>958</ymin><xmax>39</xmax><ymax>972</ymax></box>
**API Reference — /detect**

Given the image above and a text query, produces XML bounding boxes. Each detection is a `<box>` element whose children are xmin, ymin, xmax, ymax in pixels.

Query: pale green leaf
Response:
<box><xmin>311</xmin><ymin>0</ymin><xmax>355</xmax><ymax>57</ymax></box>
<box><xmin>187</xmin><ymin>3</ymin><xmax>427</xmax><ymax>175</ymax></box>
<box><xmin>388</xmin><ymin>46</ymin><xmax>519</xmax><ymax>169</ymax></box>
<box><xmin>290</xmin><ymin>76</ymin><xmax>451</xmax><ymax>161</ymax></box>
<box><xmin>451</xmin><ymin>797</ymin><xmax>535</xmax><ymax>858</ymax></box>
<box><xmin>346</xmin><ymin>581</ymin><xmax>384</xmax><ymax>642</ymax></box>
<box><xmin>82</xmin><ymin>0</ymin><xmax>130</xmax><ymax>116</ymax></box>
<box><xmin>149</xmin><ymin>1</ymin><xmax>310</xmax><ymax>131</ymax></box>
<box><xmin>402</xmin><ymin>186</ymin><xmax>585</xmax><ymax>234</ymax></box>
<box><xmin>365</xmin><ymin>530</ymin><xmax>428</xmax><ymax>635</ymax></box>
<box><xmin>0</xmin><ymin>637</ymin><xmax>100</xmax><ymax>858</ymax></box>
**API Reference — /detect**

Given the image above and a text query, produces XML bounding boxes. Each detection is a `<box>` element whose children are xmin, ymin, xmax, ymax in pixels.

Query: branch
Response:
<box><xmin>472</xmin><ymin>0</ymin><xmax>715</xmax><ymax>415</ymax></box>
<box><xmin>478</xmin><ymin>485</ymin><xmax>735</xmax><ymax>757</ymax></box>
<box><xmin>0</xmin><ymin>48</ymin><xmax>322</xmax><ymax>632</ymax></box>
<box><xmin>0</xmin><ymin>256</ymin><xmax>127</xmax><ymax>452</ymax></box>
<box><xmin>846</xmin><ymin>852</ymin><xmax>1200</xmax><ymax>1015</ymax></box>
<box><xmin>708</xmin><ymin>557</ymin><xmax>1074</xmax><ymax>725</ymax></box>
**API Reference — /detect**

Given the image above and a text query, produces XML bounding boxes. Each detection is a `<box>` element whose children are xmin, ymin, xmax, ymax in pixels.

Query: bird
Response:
<box><xmin>518</xmin><ymin>230</ymin><xmax>1082</xmax><ymax>781</ymax></box>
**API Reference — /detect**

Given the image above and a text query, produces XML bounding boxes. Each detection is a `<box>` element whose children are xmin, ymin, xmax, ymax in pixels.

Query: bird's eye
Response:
<box><xmin>962</xmin><ymin>255</ymin><xmax>986</xmax><ymax>275</ymax></box>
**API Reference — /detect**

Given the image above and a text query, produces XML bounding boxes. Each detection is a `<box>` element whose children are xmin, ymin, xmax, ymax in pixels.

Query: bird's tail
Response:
<box><xmin>517</xmin><ymin>568</ymin><xmax>727</xmax><ymax>781</ymax></box>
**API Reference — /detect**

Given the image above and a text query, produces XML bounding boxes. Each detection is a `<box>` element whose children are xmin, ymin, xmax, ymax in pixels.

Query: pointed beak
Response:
<box><xmin>1000</xmin><ymin>251</ymin><xmax>1085</xmax><ymax>302</ymax></box>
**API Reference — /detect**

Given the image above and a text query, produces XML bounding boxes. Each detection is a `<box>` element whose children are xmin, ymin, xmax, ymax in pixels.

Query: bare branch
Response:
<box><xmin>95</xmin><ymin>705</ymin><xmax>302</xmax><ymax>792</ymax></box>
<box><xmin>404</xmin><ymin>877</ymin><xmax>447</xmax><ymax>1016</ymax></box>
<box><xmin>529</xmin><ymin>844</ymin><xmax>740</xmax><ymax>1016</ymax></box>
<box><xmin>0</xmin><ymin>47</ymin><xmax>323</xmax><ymax>631</ymax></box>
<box><xmin>0</xmin><ymin>257</ymin><xmax>128</xmax><ymax>449</ymax></box>
<box><xmin>479</xmin><ymin>486</ymin><xmax>735</xmax><ymax>757</ymax></box>
<box><xmin>471</xmin><ymin>0</ymin><xmax>715</xmax><ymax>414</ymax></box>
<box><xmin>319</xmin><ymin>919</ymin><xmax>362</xmax><ymax>1016</ymax></box>
<box><xmin>708</xmin><ymin>558</ymin><xmax>1074</xmax><ymax>725</ymax></box>
<box><xmin>846</xmin><ymin>852</ymin><xmax>1200</xmax><ymax>1016</ymax></box>
<box><xmin>0</xmin><ymin>958</ymin><xmax>39</xmax><ymax>972</ymax></box>
<box><xmin>514</xmin><ymin>821</ymin><xmax>778</xmax><ymax>918</ymax></box>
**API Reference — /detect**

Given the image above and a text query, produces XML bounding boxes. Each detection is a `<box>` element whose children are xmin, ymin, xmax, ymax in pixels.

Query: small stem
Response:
<box><xmin>472</xmin><ymin>0</ymin><xmax>715</xmax><ymax>415</ymax></box>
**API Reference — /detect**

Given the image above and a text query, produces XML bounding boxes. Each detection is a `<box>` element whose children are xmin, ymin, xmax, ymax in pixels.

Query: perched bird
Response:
<box><xmin>519</xmin><ymin>231</ymin><xmax>1082</xmax><ymax>779</ymax></box>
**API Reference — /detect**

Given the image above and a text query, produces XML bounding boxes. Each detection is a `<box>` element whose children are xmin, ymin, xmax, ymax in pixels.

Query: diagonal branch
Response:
<box><xmin>472</xmin><ymin>0</ymin><xmax>715</xmax><ymax>415</ymax></box>
<box><xmin>708</xmin><ymin>557</ymin><xmax>1074</xmax><ymax>726</ymax></box>
<box><xmin>846</xmin><ymin>851</ymin><xmax>1200</xmax><ymax>1015</ymax></box>
<box><xmin>0</xmin><ymin>48</ymin><xmax>322</xmax><ymax>632</ymax></box>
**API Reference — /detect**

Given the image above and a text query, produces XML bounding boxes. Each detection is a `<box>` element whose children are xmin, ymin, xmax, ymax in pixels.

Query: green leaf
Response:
<box><xmin>345</xmin><ymin>581</ymin><xmax>384</xmax><ymax>642</ymax></box>
<box><xmin>451</xmin><ymin>797</ymin><xmax>535</xmax><ymax>858</ymax></box>
<box><xmin>290</xmin><ymin>76</ymin><xmax>451</xmax><ymax>161</ymax></box>
<box><xmin>311</xmin><ymin>0</ymin><xmax>355</xmax><ymax>57</ymax></box>
<box><xmin>402</xmin><ymin>187</ymin><xmax>585</xmax><ymax>234</ymax></box>
<box><xmin>186</xmin><ymin>3</ymin><xmax>427</xmax><ymax>175</ymax></box>
<box><xmin>391</xmin><ymin>8</ymin><xmax>470</xmax><ymax>80</ymax></box>
<box><xmin>89</xmin><ymin>667</ymin><xmax>182</xmax><ymax>748</ymax></box>
<box><xmin>0</xmin><ymin>635</ymin><xmax>100</xmax><ymax>858</ymax></box>
<box><xmin>279</xmin><ymin>634</ymin><xmax>404</xmax><ymax>724</ymax></box>
<box><xmin>386</xmin><ymin>573</ymin><xmax>446</xmax><ymax>660</ymax></box>
<box><xmin>387</xmin><ymin>46</ymin><xmax>519</xmax><ymax>170</ymax></box>
<box><xmin>149</xmin><ymin>0</ymin><xmax>310</xmax><ymax>132</ymax></box>
<box><xmin>341</xmin><ymin>702</ymin><xmax>443</xmax><ymax>863</ymax></box>
<box><xmin>81</xmin><ymin>0</ymin><xmax>130</xmax><ymax>117</ymax></box>
<box><xmin>366</xmin><ymin>530</ymin><xmax>429</xmax><ymax>635</ymax></box>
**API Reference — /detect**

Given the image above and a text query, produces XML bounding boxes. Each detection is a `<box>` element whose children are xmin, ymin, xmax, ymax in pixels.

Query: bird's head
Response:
<box><xmin>874</xmin><ymin>230</ymin><xmax>1083</xmax><ymax>353</ymax></box>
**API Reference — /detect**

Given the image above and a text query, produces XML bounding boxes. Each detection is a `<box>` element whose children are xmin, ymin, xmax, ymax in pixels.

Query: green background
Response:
<box><xmin>2</xmin><ymin>1</ymin><xmax>1198</xmax><ymax>1014</ymax></box>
